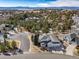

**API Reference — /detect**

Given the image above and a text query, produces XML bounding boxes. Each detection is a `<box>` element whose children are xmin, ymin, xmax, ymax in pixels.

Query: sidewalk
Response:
<box><xmin>28</xmin><ymin>34</ymin><xmax>43</xmax><ymax>53</ymax></box>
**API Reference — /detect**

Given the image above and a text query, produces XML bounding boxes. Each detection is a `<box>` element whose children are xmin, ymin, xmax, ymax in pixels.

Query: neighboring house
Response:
<box><xmin>0</xmin><ymin>33</ymin><xmax>4</xmax><ymax>42</ymax></box>
<box><xmin>38</xmin><ymin>33</ymin><xmax>64</xmax><ymax>52</ymax></box>
<box><xmin>0</xmin><ymin>24</ymin><xmax>5</xmax><ymax>30</ymax></box>
<box><xmin>74</xmin><ymin>23</ymin><xmax>79</xmax><ymax>35</ymax></box>
<box><xmin>7</xmin><ymin>30</ymin><xmax>16</xmax><ymax>38</ymax></box>
<box><xmin>72</xmin><ymin>15</ymin><xmax>79</xmax><ymax>24</ymax></box>
<box><xmin>75</xmin><ymin>28</ymin><xmax>79</xmax><ymax>35</ymax></box>
<box><xmin>71</xmin><ymin>21</ymin><xmax>79</xmax><ymax>34</ymax></box>
<box><xmin>64</xmin><ymin>33</ymin><xmax>79</xmax><ymax>45</ymax></box>
<box><xmin>25</xmin><ymin>17</ymin><xmax>40</xmax><ymax>21</ymax></box>
<box><xmin>8</xmin><ymin>30</ymin><xmax>16</xmax><ymax>35</ymax></box>
<box><xmin>14</xmin><ymin>27</ymin><xmax>18</xmax><ymax>32</ymax></box>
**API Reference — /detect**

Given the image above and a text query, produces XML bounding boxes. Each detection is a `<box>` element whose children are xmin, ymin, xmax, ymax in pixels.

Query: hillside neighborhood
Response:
<box><xmin>0</xmin><ymin>9</ymin><xmax>78</xmax><ymax>57</ymax></box>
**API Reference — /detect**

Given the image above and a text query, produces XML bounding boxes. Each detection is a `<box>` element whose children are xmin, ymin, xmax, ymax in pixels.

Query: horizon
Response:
<box><xmin>0</xmin><ymin>6</ymin><xmax>79</xmax><ymax>8</ymax></box>
<box><xmin>0</xmin><ymin>0</ymin><xmax>79</xmax><ymax>7</ymax></box>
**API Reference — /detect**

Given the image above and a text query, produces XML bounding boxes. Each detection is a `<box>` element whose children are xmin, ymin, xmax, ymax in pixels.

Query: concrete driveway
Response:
<box><xmin>9</xmin><ymin>32</ymin><xmax>30</xmax><ymax>52</ymax></box>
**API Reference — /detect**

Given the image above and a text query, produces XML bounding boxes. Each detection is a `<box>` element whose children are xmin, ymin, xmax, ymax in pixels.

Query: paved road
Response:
<box><xmin>0</xmin><ymin>53</ymin><xmax>78</xmax><ymax>59</ymax></box>
<box><xmin>9</xmin><ymin>32</ymin><xmax>30</xmax><ymax>52</ymax></box>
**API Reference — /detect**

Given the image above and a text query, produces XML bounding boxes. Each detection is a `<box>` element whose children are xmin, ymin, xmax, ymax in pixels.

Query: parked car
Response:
<box><xmin>17</xmin><ymin>49</ymin><xmax>23</xmax><ymax>54</ymax></box>
<box><xmin>3</xmin><ymin>52</ymin><xmax>11</xmax><ymax>56</ymax></box>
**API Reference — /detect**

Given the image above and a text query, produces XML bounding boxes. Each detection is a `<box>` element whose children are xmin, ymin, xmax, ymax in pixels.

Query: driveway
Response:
<box><xmin>66</xmin><ymin>44</ymin><xmax>77</xmax><ymax>56</ymax></box>
<box><xmin>9</xmin><ymin>32</ymin><xmax>30</xmax><ymax>52</ymax></box>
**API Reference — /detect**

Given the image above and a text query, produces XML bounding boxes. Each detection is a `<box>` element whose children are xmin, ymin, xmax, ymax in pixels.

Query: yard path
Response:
<box><xmin>66</xmin><ymin>44</ymin><xmax>76</xmax><ymax>56</ymax></box>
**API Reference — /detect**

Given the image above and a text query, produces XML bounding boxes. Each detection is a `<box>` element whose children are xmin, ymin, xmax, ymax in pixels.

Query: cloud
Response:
<box><xmin>34</xmin><ymin>0</ymin><xmax>79</xmax><ymax>7</ymax></box>
<box><xmin>37</xmin><ymin>3</ymin><xmax>50</xmax><ymax>7</ymax></box>
<box><xmin>0</xmin><ymin>0</ymin><xmax>79</xmax><ymax>7</ymax></box>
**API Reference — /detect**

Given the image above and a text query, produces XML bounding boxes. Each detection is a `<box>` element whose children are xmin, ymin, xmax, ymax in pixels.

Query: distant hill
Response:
<box><xmin>0</xmin><ymin>7</ymin><xmax>79</xmax><ymax>10</ymax></box>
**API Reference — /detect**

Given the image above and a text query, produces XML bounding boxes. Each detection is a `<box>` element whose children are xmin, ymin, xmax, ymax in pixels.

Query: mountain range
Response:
<box><xmin>0</xmin><ymin>7</ymin><xmax>79</xmax><ymax>10</ymax></box>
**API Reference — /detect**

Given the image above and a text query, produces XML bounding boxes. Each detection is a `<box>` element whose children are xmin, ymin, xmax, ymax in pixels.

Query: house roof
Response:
<box><xmin>38</xmin><ymin>33</ymin><xmax>60</xmax><ymax>43</ymax></box>
<box><xmin>48</xmin><ymin>33</ymin><xmax>60</xmax><ymax>42</ymax></box>
<box><xmin>0</xmin><ymin>35</ymin><xmax>4</xmax><ymax>41</ymax></box>
<box><xmin>38</xmin><ymin>34</ymin><xmax>51</xmax><ymax>43</ymax></box>
<box><xmin>64</xmin><ymin>33</ymin><xmax>76</xmax><ymax>41</ymax></box>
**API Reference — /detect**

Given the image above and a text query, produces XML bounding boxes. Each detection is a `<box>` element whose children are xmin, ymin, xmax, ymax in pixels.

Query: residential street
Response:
<box><xmin>0</xmin><ymin>53</ymin><xmax>78</xmax><ymax>59</ymax></box>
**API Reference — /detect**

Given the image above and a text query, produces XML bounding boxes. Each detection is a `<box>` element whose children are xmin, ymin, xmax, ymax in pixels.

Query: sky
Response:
<box><xmin>0</xmin><ymin>0</ymin><xmax>79</xmax><ymax>7</ymax></box>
